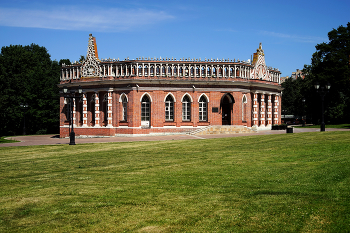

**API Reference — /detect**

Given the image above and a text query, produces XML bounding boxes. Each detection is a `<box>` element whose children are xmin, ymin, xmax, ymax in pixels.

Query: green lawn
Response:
<box><xmin>1</xmin><ymin>131</ymin><xmax>350</xmax><ymax>232</ymax></box>
<box><xmin>295</xmin><ymin>123</ymin><xmax>350</xmax><ymax>129</ymax></box>
<box><xmin>0</xmin><ymin>136</ymin><xmax>19</xmax><ymax>143</ymax></box>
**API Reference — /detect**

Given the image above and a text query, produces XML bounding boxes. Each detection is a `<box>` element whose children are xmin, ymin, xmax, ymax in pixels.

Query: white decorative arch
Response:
<box><xmin>119</xmin><ymin>93</ymin><xmax>128</xmax><ymax>102</ymax></box>
<box><xmin>198</xmin><ymin>93</ymin><xmax>209</xmax><ymax>103</ymax></box>
<box><xmin>140</xmin><ymin>92</ymin><xmax>153</xmax><ymax>102</ymax></box>
<box><xmin>181</xmin><ymin>93</ymin><xmax>193</xmax><ymax>102</ymax></box>
<box><xmin>164</xmin><ymin>93</ymin><xmax>176</xmax><ymax>102</ymax></box>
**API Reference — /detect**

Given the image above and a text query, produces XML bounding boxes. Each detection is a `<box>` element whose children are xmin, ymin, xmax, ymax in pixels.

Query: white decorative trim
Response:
<box><xmin>140</xmin><ymin>92</ymin><xmax>153</xmax><ymax>102</ymax></box>
<box><xmin>81</xmin><ymin>34</ymin><xmax>101</xmax><ymax>78</ymax></box>
<box><xmin>164</xmin><ymin>93</ymin><xmax>176</xmax><ymax>102</ymax></box>
<box><xmin>119</xmin><ymin>93</ymin><xmax>128</xmax><ymax>102</ymax></box>
<box><xmin>181</xmin><ymin>93</ymin><xmax>193</xmax><ymax>102</ymax></box>
<box><xmin>198</xmin><ymin>93</ymin><xmax>209</xmax><ymax>103</ymax></box>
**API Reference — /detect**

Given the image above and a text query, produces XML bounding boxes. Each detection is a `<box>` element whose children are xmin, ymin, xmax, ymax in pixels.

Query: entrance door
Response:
<box><xmin>221</xmin><ymin>95</ymin><xmax>232</xmax><ymax>125</ymax></box>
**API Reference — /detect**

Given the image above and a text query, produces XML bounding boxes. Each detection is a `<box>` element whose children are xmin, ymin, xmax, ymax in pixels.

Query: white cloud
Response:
<box><xmin>260</xmin><ymin>30</ymin><xmax>328</xmax><ymax>43</ymax></box>
<box><xmin>0</xmin><ymin>6</ymin><xmax>174</xmax><ymax>31</ymax></box>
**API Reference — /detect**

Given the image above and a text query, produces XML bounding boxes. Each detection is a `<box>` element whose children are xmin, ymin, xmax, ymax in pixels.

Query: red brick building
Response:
<box><xmin>59</xmin><ymin>34</ymin><xmax>282</xmax><ymax>137</ymax></box>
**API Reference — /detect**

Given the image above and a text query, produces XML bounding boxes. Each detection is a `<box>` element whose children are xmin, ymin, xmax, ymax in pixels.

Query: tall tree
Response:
<box><xmin>0</xmin><ymin>44</ymin><xmax>60</xmax><ymax>136</ymax></box>
<box><xmin>303</xmin><ymin>22</ymin><xmax>350</xmax><ymax>124</ymax></box>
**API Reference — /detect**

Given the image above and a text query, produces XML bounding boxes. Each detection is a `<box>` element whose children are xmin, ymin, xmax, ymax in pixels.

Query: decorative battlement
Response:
<box><xmin>60</xmin><ymin>34</ymin><xmax>281</xmax><ymax>84</ymax></box>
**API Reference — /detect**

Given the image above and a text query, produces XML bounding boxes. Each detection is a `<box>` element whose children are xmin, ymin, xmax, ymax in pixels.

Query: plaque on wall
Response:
<box><xmin>212</xmin><ymin>107</ymin><xmax>219</xmax><ymax>113</ymax></box>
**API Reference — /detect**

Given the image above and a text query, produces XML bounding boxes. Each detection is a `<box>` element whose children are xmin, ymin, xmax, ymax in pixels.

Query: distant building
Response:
<box><xmin>291</xmin><ymin>69</ymin><xmax>304</xmax><ymax>79</ymax></box>
<box><xmin>280</xmin><ymin>76</ymin><xmax>289</xmax><ymax>83</ymax></box>
<box><xmin>59</xmin><ymin>35</ymin><xmax>282</xmax><ymax>137</ymax></box>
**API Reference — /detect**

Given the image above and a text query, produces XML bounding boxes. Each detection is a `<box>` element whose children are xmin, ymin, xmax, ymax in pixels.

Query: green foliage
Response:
<box><xmin>303</xmin><ymin>22</ymin><xmax>350</xmax><ymax>124</ymax></box>
<box><xmin>79</xmin><ymin>55</ymin><xmax>85</xmax><ymax>63</ymax></box>
<box><xmin>0</xmin><ymin>136</ymin><xmax>19</xmax><ymax>143</ymax></box>
<box><xmin>282</xmin><ymin>77</ymin><xmax>306</xmax><ymax>116</ymax></box>
<box><xmin>58</xmin><ymin>59</ymin><xmax>71</xmax><ymax>66</ymax></box>
<box><xmin>283</xmin><ymin>22</ymin><xmax>350</xmax><ymax>124</ymax></box>
<box><xmin>0</xmin><ymin>132</ymin><xmax>350</xmax><ymax>232</ymax></box>
<box><xmin>0</xmin><ymin>44</ymin><xmax>60</xmax><ymax>136</ymax></box>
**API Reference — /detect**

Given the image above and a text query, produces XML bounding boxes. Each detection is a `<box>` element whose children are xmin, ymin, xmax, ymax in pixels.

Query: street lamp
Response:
<box><xmin>20</xmin><ymin>103</ymin><xmax>28</xmax><ymax>135</ymax></box>
<box><xmin>63</xmin><ymin>85</ymin><xmax>83</xmax><ymax>145</ymax></box>
<box><xmin>314</xmin><ymin>82</ymin><xmax>331</xmax><ymax>131</ymax></box>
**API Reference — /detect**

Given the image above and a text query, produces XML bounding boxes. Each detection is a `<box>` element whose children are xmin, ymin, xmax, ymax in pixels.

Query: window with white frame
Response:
<box><xmin>165</xmin><ymin>95</ymin><xmax>174</xmax><ymax>121</ymax></box>
<box><xmin>182</xmin><ymin>95</ymin><xmax>191</xmax><ymax>121</ymax></box>
<box><xmin>121</xmin><ymin>95</ymin><xmax>128</xmax><ymax>121</ymax></box>
<box><xmin>141</xmin><ymin>95</ymin><xmax>150</xmax><ymax>122</ymax></box>
<box><xmin>103</xmin><ymin>93</ymin><xmax>108</xmax><ymax>122</ymax></box>
<box><xmin>242</xmin><ymin>95</ymin><xmax>247</xmax><ymax>122</ymax></box>
<box><xmin>199</xmin><ymin>95</ymin><xmax>208</xmax><ymax>121</ymax></box>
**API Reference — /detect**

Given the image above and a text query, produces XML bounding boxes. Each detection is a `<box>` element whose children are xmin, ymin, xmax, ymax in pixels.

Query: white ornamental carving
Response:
<box><xmin>82</xmin><ymin>34</ymin><xmax>101</xmax><ymax>77</ymax></box>
<box><xmin>251</xmin><ymin>43</ymin><xmax>270</xmax><ymax>80</ymax></box>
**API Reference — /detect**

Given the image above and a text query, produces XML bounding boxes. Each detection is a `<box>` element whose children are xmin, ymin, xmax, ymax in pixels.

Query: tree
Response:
<box><xmin>79</xmin><ymin>55</ymin><xmax>85</xmax><ymax>63</ymax></box>
<box><xmin>59</xmin><ymin>59</ymin><xmax>71</xmax><ymax>66</ymax></box>
<box><xmin>302</xmin><ymin>22</ymin><xmax>350</xmax><ymax>124</ymax></box>
<box><xmin>0</xmin><ymin>44</ymin><xmax>60</xmax><ymax>136</ymax></box>
<box><xmin>282</xmin><ymin>76</ymin><xmax>310</xmax><ymax>123</ymax></box>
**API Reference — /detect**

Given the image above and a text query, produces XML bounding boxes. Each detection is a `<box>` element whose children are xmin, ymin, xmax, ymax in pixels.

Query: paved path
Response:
<box><xmin>1</xmin><ymin>128</ymin><xmax>349</xmax><ymax>147</ymax></box>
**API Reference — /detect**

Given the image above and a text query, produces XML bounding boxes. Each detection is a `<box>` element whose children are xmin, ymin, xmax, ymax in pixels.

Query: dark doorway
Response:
<box><xmin>221</xmin><ymin>94</ymin><xmax>232</xmax><ymax>125</ymax></box>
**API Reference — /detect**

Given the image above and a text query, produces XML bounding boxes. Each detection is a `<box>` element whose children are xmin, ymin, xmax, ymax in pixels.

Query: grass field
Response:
<box><xmin>0</xmin><ymin>137</ymin><xmax>19</xmax><ymax>144</ymax></box>
<box><xmin>294</xmin><ymin>124</ymin><xmax>350</xmax><ymax>129</ymax></box>
<box><xmin>1</xmin><ymin>131</ymin><xmax>350</xmax><ymax>232</ymax></box>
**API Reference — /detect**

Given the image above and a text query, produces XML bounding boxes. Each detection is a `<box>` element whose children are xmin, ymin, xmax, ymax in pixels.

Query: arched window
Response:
<box><xmin>242</xmin><ymin>95</ymin><xmax>247</xmax><ymax>122</ymax></box>
<box><xmin>199</xmin><ymin>95</ymin><xmax>208</xmax><ymax>121</ymax></box>
<box><xmin>79</xmin><ymin>96</ymin><xmax>83</xmax><ymax>125</ymax></box>
<box><xmin>103</xmin><ymin>93</ymin><xmax>108</xmax><ymax>122</ymax></box>
<box><xmin>201</xmin><ymin>67</ymin><xmax>205</xmax><ymax>76</ymax></box>
<box><xmin>65</xmin><ymin>98</ymin><xmax>71</xmax><ymax>122</ymax></box>
<box><xmin>121</xmin><ymin>95</ymin><xmax>128</xmax><ymax>121</ymax></box>
<box><xmin>182</xmin><ymin>95</ymin><xmax>191</xmax><ymax>121</ymax></box>
<box><xmin>141</xmin><ymin>95</ymin><xmax>151</xmax><ymax>123</ymax></box>
<box><xmin>90</xmin><ymin>94</ymin><xmax>96</xmax><ymax>125</ymax></box>
<box><xmin>165</xmin><ymin>95</ymin><xmax>174</xmax><ymax>121</ymax></box>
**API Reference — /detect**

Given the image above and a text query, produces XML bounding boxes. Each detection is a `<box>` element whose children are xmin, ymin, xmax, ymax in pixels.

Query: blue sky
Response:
<box><xmin>0</xmin><ymin>0</ymin><xmax>349</xmax><ymax>76</ymax></box>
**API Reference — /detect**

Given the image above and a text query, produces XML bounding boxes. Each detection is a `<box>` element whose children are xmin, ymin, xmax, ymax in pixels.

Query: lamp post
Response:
<box><xmin>63</xmin><ymin>85</ymin><xmax>82</xmax><ymax>145</ymax></box>
<box><xmin>20</xmin><ymin>103</ymin><xmax>28</xmax><ymax>135</ymax></box>
<box><xmin>314</xmin><ymin>82</ymin><xmax>331</xmax><ymax>132</ymax></box>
